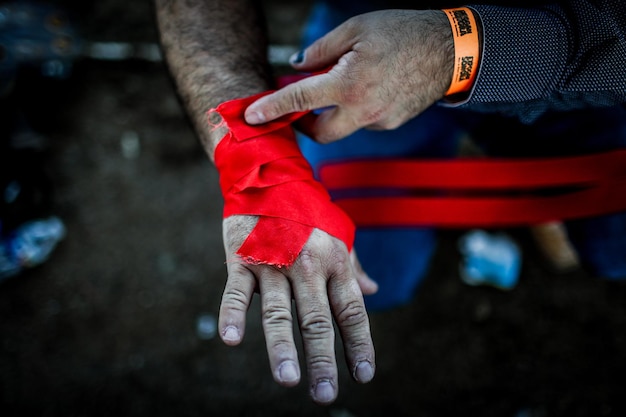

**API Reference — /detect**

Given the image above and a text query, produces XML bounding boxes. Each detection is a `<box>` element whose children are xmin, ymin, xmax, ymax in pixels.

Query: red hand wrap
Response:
<box><xmin>211</xmin><ymin>92</ymin><xmax>355</xmax><ymax>267</ymax></box>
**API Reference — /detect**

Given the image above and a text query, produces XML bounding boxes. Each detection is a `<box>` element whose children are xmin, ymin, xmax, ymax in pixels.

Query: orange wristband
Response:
<box><xmin>442</xmin><ymin>7</ymin><xmax>480</xmax><ymax>96</ymax></box>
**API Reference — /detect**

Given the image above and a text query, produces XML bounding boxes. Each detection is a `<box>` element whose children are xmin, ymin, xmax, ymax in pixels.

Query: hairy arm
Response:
<box><xmin>154</xmin><ymin>0</ymin><xmax>377</xmax><ymax>405</ymax></box>
<box><xmin>155</xmin><ymin>0</ymin><xmax>271</xmax><ymax>159</ymax></box>
<box><xmin>244</xmin><ymin>9</ymin><xmax>455</xmax><ymax>143</ymax></box>
<box><xmin>245</xmin><ymin>0</ymin><xmax>626</xmax><ymax>140</ymax></box>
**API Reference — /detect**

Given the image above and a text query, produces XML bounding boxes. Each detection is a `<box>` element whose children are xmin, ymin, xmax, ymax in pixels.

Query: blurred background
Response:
<box><xmin>1</xmin><ymin>1</ymin><xmax>625</xmax><ymax>416</ymax></box>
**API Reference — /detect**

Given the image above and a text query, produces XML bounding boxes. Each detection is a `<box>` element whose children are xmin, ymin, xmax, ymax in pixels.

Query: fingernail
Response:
<box><xmin>354</xmin><ymin>360</ymin><xmax>374</xmax><ymax>383</ymax></box>
<box><xmin>222</xmin><ymin>325</ymin><xmax>239</xmax><ymax>342</ymax></box>
<box><xmin>245</xmin><ymin>110</ymin><xmax>265</xmax><ymax>125</ymax></box>
<box><xmin>290</xmin><ymin>50</ymin><xmax>305</xmax><ymax>65</ymax></box>
<box><xmin>278</xmin><ymin>361</ymin><xmax>299</xmax><ymax>383</ymax></box>
<box><xmin>313</xmin><ymin>379</ymin><xmax>335</xmax><ymax>404</ymax></box>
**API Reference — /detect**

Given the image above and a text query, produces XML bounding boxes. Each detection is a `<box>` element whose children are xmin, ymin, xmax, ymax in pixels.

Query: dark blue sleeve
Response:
<box><xmin>448</xmin><ymin>1</ymin><xmax>626</xmax><ymax>123</ymax></box>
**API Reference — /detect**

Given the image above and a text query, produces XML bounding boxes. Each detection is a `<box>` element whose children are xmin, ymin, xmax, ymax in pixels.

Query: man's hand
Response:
<box><xmin>219</xmin><ymin>215</ymin><xmax>377</xmax><ymax>405</ymax></box>
<box><xmin>244</xmin><ymin>9</ymin><xmax>454</xmax><ymax>143</ymax></box>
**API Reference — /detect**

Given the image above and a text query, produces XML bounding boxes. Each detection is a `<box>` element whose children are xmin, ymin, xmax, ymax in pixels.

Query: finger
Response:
<box><xmin>306</xmin><ymin>105</ymin><xmax>363</xmax><ymax>144</ymax></box>
<box><xmin>218</xmin><ymin>262</ymin><xmax>256</xmax><ymax>346</ymax></box>
<box><xmin>290</xmin><ymin>17</ymin><xmax>360</xmax><ymax>72</ymax></box>
<box><xmin>328</xmin><ymin>264</ymin><xmax>376</xmax><ymax>385</ymax></box>
<box><xmin>350</xmin><ymin>250</ymin><xmax>378</xmax><ymax>296</ymax></box>
<box><xmin>257</xmin><ymin>267</ymin><xmax>301</xmax><ymax>387</ymax></box>
<box><xmin>244</xmin><ymin>73</ymin><xmax>339</xmax><ymax>125</ymax></box>
<box><xmin>293</xmin><ymin>111</ymin><xmax>320</xmax><ymax>138</ymax></box>
<box><xmin>290</xmin><ymin>255</ymin><xmax>339</xmax><ymax>405</ymax></box>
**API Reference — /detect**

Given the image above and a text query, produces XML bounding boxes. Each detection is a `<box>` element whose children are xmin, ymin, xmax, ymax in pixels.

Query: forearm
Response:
<box><xmin>155</xmin><ymin>0</ymin><xmax>272</xmax><ymax>159</ymax></box>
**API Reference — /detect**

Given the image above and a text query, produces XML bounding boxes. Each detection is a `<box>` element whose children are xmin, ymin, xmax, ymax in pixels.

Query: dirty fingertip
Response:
<box><xmin>277</xmin><ymin>360</ymin><xmax>300</xmax><ymax>385</ymax></box>
<box><xmin>312</xmin><ymin>379</ymin><xmax>336</xmax><ymax>404</ymax></box>
<box><xmin>354</xmin><ymin>360</ymin><xmax>375</xmax><ymax>383</ymax></box>
<box><xmin>221</xmin><ymin>325</ymin><xmax>241</xmax><ymax>344</ymax></box>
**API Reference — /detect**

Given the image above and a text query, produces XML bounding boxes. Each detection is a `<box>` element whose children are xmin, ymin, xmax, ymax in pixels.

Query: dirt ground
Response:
<box><xmin>1</xmin><ymin>1</ymin><xmax>626</xmax><ymax>416</ymax></box>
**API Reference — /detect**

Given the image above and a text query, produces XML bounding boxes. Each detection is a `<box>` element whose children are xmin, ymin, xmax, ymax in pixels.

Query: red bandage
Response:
<box><xmin>211</xmin><ymin>92</ymin><xmax>355</xmax><ymax>267</ymax></box>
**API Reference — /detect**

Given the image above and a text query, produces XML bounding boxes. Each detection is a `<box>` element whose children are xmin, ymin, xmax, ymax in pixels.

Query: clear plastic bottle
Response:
<box><xmin>458</xmin><ymin>229</ymin><xmax>522</xmax><ymax>290</ymax></box>
<box><xmin>0</xmin><ymin>216</ymin><xmax>66</xmax><ymax>280</ymax></box>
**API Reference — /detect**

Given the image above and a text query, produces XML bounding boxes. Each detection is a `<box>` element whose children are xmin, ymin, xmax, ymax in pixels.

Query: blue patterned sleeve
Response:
<box><xmin>446</xmin><ymin>0</ymin><xmax>626</xmax><ymax>123</ymax></box>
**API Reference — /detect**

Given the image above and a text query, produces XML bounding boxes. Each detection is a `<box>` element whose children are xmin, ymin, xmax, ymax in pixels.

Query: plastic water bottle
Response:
<box><xmin>0</xmin><ymin>216</ymin><xmax>66</xmax><ymax>280</ymax></box>
<box><xmin>458</xmin><ymin>229</ymin><xmax>522</xmax><ymax>290</ymax></box>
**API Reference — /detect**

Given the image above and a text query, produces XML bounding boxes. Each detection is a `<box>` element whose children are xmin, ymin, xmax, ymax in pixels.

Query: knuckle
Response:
<box><xmin>299</xmin><ymin>310</ymin><xmax>334</xmax><ymax>337</ymax></box>
<box><xmin>288</xmin><ymin>86</ymin><xmax>310</xmax><ymax>112</ymax></box>
<box><xmin>302</xmin><ymin>231</ymin><xmax>351</xmax><ymax>272</ymax></box>
<box><xmin>268</xmin><ymin>339</ymin><xmax>294</xmax><ymax>355</ymax></box>
<box><xmin>377</xmin><ymin>113</ymin><xmax>405</xmax><ymax>130</ymax></box>
<box><xmin>314</xmin><ymin>128</ymin><xmax>341</xmax><ymax>144</ymax></box>
<box><xmin>221</xmin><ymin>287</ymin><xmax>249</xmax><ymax>312</ymax></box>
<box><xmin>341</xmin><ymin>17</ymin><xmax>357</xmax><ymax>33</ymax></box>
<box><xmin>295</xmin><ymin>248</ymin><xmax>321</xmax><ymax>276</ymax></box>
<box><xmin>262</xmin><ymin>304</ymin><xmax>293</xmax><ymax>326</ymax></box>
<box><xmin>307</xmin><ymin>353</ymin><xmax>336</xmax><ymax>370</ymax></box>
<box><xmin>335</xmin><ymin>300</ymin><xmax>368</xmax><ymax>328</ymax></box>
<box><xmin>364</xmin><ymin>107</ymin><xmax>405</xmax><ymax>131</ymax></box>
<box><xmin>361</xmin><ymin>107</ymin><xmax>386</xmax><ymax>126</ymax></box>
<box><xmin>296</xmin><ymin>234</ymin><xmax>350</xmax><ymax>276</ymax></box>
<box><xmin>327</xmin><ymin>249</ymin><xmax>350</xmax><ymax>276</ymax></box>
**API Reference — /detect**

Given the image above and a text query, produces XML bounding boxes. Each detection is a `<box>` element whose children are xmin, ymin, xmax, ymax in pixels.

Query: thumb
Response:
<box><xmin>289</xmin><ymin>25</ymin><xmax>353</xmax><ymax>72</ymax></box>
<box><xmin>351</xmin><ymin>250</ymin><xmax>378</xmax><ymax>296</ymax></box>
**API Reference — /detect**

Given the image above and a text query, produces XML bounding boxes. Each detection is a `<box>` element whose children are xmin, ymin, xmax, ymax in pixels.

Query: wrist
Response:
<box><xmin>441</xmin><ymin>7</ymin><xmax>481</xmax><ymax>97</ymax></box>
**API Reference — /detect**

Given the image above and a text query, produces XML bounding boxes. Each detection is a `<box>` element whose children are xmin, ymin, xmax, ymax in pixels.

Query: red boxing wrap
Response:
<box><xmin>210</xmin><ymin>92</ymin><xmax>355</xmax><ymax>267</ymax></box>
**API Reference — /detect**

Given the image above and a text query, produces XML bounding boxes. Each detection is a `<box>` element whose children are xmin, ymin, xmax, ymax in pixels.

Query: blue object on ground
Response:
<box><xmin>458</xmin><ymin>229</ymin><xmax>522</xmax><ymax>290</ymax></box>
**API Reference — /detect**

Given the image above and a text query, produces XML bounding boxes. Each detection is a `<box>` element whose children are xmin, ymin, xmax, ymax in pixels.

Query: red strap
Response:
<box><xmin>319</xmin><ymin>150</ymin><xmax>626</xmax><ymax>190</ymax></box>
<box><xmin>318</xmin><ymin>152</ymin><xmax>626</xmax><ymax>227</ymax></box>
<box><xmin>333</xmin><ymin>180</ymin><xmax>626</xmax><ymax>227</ymax></box>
